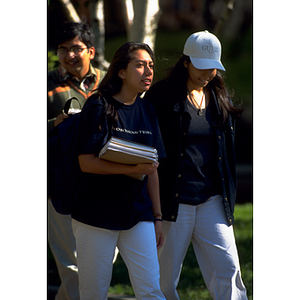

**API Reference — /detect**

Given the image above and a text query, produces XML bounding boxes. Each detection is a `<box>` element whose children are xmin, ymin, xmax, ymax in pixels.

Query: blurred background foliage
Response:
<box><xmin>48</xmin><ymin>0</ymin><xmax>252</xmax><ymax>106</ymax></box>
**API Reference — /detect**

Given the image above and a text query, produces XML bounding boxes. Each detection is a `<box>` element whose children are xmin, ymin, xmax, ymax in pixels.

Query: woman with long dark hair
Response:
<box><xmin>144</xmin><ymin>31</ymin><xmax>248</xmax><ymax>300</ymax></box>
<box><xmin>71</xmin><ymin>42</ymin><xmax>166</xmax><ymax>300</ymax></box>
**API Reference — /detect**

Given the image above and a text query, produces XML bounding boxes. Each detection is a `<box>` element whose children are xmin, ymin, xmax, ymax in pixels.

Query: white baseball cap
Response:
<box><xmin>183</xmin><ymin>30</ymin><xmax>225</xmax><ymax>71</ymax></box>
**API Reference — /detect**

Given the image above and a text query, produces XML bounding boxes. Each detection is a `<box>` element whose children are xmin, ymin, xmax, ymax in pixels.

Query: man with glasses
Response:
<box><xmin>48</xmin><ymin>22</ymin><xmax>106</xmax><ymax>130</ymax></box>
<box><xmin>48</xmin><ymin>22</ymin><xmax>105</xmax><ymax>300</ymax></box>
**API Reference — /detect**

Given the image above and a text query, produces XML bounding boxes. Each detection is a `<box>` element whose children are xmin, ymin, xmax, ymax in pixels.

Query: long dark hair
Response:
<box><xmin>166</xmin><ymin>54</ymin><xmax>243</xmax><ymax>124</ymax></box>
<box><xmin>97</xmin><ymin>42</ymin><xmax>155</xmax><ymax>128</ymax></box>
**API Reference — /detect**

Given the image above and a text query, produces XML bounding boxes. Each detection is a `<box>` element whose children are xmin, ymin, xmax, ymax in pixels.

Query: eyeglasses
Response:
<box><xmin>57</xmin><ymin>46</ymin><xmax>87</xmax><ymax>57</ymax></box>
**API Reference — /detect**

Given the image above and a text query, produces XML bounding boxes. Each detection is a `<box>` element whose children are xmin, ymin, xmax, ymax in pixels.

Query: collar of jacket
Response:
<box><xmin>208</xmin><ymin>87</ymin><xmax>224</xmax><ymax>127</ymax></box>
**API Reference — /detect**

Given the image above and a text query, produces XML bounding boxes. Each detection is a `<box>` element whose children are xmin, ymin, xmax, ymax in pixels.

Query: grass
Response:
<box><xmin>109</xmin><ymin>203</ymin><xmax>253</xmax><ymax>299</ymax></box>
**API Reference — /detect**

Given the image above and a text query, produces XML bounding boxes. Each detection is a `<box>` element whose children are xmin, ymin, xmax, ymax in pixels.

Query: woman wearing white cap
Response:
<box><xmin>144</xmin><ymin>31</ymin><xmax>248</xmax><ymax>300</ymax></box>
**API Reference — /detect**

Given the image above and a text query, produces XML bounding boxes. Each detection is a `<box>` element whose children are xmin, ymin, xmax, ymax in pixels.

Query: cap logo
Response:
<box><xmin>202</xmin><ymin>45</ymin><xmax>218</xmax><ymax>53</ymax></box>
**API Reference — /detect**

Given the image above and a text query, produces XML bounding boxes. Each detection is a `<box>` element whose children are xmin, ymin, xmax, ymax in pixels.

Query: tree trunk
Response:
<box><xmin>214</xmin><ymin>0</ymin><xmax>236</xmax><ymax>35</ymax></box>
<box><xmin>90</xmin><ymin>0</ymin><xmax>110</xmax><ymax>70</ymax></box>
<box><xmin>122</xmin><ymin>0</ymin><xmax>162</xmax><ymax>51</ymax></box>
<box><xmin>57</xmin><ymin>0</ymin><xmax>81</xmax><ymax>22</ymax></box>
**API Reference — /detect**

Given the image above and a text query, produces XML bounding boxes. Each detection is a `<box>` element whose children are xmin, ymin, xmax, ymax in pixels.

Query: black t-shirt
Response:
<box><xmin>72</xmin><ymin>95</ymin><xmax>166</xmax><ymax>230</ymax></box>
<box><xmin>179</xmin><ymin>101</ymin><xmax>222</xmax><ymax>205</ymax></box>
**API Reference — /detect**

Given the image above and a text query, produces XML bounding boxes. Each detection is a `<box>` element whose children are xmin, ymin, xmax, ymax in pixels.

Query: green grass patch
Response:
<box><xmin>109</xmin><ymin>284</ymin><xmax>134</xmax><ymax>296</ymax></box>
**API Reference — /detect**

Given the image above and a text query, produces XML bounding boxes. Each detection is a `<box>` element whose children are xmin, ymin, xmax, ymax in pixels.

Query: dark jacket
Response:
<box><xmin>144</xmin><ymin>79</ymin><xmax>237</xmax><ymax>226</ymax></box>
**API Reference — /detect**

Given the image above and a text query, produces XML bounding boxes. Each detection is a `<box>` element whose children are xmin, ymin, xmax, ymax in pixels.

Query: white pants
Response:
<box><xmin>72</xmin><ymin>220</ymin><xmax>166</xmax><ymax>300</ymax></box>
<box><xmin>48</xmin><ymin>200</ymin><xmax>79</xmax><ymax>300</ymax></box>
<box><xmin>158</xmin><ymin>195</ymin><xmax>248</xmax><ymax>300</ymax></box>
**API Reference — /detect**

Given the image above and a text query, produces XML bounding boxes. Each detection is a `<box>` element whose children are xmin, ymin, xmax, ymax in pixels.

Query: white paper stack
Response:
<box><xmin>98</xmin><ymin>137</ymin><xmax>158</xmax><ymax>180</ymax></box>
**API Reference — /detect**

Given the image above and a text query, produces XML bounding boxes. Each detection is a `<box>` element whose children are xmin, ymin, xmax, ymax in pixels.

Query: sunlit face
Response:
<box><xmin>57</xmin><ymin>36</ymin><xmax>95</xmax><ymax>80</ymax></box>
<box><xmin>185</xmin><ymin>61</ymin><xmax>217</xmax><ymax>89</ymax></box>
<box><xmin>119</xmin><ymin>49</ymin><xmax>154</xmax><ymax>95</ymax></box>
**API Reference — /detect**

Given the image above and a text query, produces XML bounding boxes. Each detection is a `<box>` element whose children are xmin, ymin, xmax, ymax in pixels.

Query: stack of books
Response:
<box><xmin>98</xmin><ymin>137</ymin><xmax>158</xmax><ymax>180</ymax></box>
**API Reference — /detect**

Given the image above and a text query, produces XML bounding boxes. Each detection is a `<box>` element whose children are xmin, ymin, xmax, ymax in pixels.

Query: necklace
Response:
<box><xmin>187</xmin><ymin>89</ymin><xmax>205</xmax><ymax>116</ymax></box>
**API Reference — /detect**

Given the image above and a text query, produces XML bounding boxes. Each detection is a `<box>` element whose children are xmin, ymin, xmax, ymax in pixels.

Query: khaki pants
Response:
<box><xmin>48</xmin><ymin>200</ymin><xmax>79</xmax><ymax>300</ymax></box>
